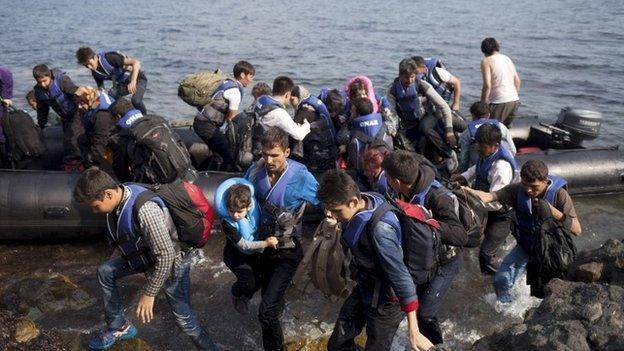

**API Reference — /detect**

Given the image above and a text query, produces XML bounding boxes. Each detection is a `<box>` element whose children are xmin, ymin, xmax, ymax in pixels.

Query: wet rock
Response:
<box><xmin>0</xmin><ymin>308</ymin><xmax>65</xmax><ymax>350</ymax></box>
<box><xmin>109</xmin><ymin>338</ymin><xmax>151</xmax><ymax>351</ymax></box>
<box><xmin>574</xmin><ymin>262</ymin><xmax>603</xmax><ymax>282</ymax></box>
<box><xmin>14</xmin><ymin>317</ymin><xmax>39</xmax><ymax>343</ymax></box>
<box><xmin>285</xmin><ymin>333</ymin><xmax>365</xmax><ymax>351</ymax></box>
<box><xmin>1</xmin><ymin>273</ymin><xmax>95</xmax><ymax>320</ymax></box>
<box><xmin>473</xmin><ymin>239</ymin><xmax>624</xmax><ymax>351</ymax></box>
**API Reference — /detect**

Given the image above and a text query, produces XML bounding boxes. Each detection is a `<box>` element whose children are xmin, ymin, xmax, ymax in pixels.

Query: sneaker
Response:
<box><xmin>88</xmin><ymin>322</ymin><xmax>138</xmax><ymax>350</ymax></box>
<box><xmin>233</xmin><ymin>296</ymin><xmax>249</xmax><ymax>315</ymax></box>
<box><xmin>445</xmin><ymin>150</ymin><xmax>458</xmax><ymax>173</ymax></box>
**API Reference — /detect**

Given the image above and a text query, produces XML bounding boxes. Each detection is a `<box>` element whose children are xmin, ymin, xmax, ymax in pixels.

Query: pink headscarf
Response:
<box><xmin>344</xmin><ymin>75</ymin><xmax>379</xmax><ymax>112</ymax></box>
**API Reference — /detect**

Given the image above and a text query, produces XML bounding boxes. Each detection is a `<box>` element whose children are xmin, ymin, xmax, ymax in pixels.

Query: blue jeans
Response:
<box><xmin>97</xmin><ymin>254</ymin><xmax>219</xmax><ymax>350</ymax></box>
<box><xmin>493</xmin><ymin>245</ymin><xmax>529</xmax><ymax>303</ymax></box>
<box><xmin>417</xmin><ymin>252</ymin><xmax>464</xmax><ymax>345</ymax></box>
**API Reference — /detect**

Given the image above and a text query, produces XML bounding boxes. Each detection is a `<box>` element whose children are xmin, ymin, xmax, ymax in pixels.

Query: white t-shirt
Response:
<box><xmin>222</xmin><ymin>86</ymin><xmax>242</xmax><ymax>111</ymax></box>
<box><xmin>488</xmin><ymin>53</ymin><xmax>519</xmax><ymax>104</ymax></box>
<box><xmin>433</xmin><ymin>67</ymin><xmax>453</xmax><ymax>84</ymax></box>
<box><xmin>260</xmin><ymin>107</ymin><xmax>311</xmax><ymax>141</ymax></box>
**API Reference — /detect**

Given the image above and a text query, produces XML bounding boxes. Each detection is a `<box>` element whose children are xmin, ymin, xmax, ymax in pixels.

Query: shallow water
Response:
<box><xmin>2</xmin><ymin>0</ymin><xmax>623</xmax><ymax>145</ymax></box>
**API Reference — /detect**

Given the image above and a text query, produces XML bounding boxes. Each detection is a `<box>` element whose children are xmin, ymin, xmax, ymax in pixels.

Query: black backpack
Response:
<box><xmin>1</xmin><ymin>108</ymin><xmax>46</xmax><ymax>167</ymax></box>
<box><xmin>369</xmin><ymin>198</ymin><xmax>442</xmax><ymax>285</ymax></box>
<box><xmin>224</xmin><ymin>113</ymin><xmax>253</xmax><ymax>171</ymax></box>
<box><xmin>526</xmin><ymin>205</ymin><xmax>577</xmax><ymax>298</ymax></box>
<box><xmin>124</xmin><ymin>115</ymin><xmax>193</xmax><ymax>184</ymax></box>
<box><xmin>348</xmin><ymin>128</ymin><xmax>391</xmax><ymax>172</ymax></box>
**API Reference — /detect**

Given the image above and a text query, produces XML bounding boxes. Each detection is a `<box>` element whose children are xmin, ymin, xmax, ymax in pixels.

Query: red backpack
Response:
<box><xmin>138</xmin><ymin>180</ymin><xmax>214</xmax><ymax>248</ymax></box>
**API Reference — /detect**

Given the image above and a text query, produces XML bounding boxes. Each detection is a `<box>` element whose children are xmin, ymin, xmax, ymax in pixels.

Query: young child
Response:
<box><xmin>214</xmin><ymin>178</ymin><xmax>277</xmax><ymax>314</ymax></box>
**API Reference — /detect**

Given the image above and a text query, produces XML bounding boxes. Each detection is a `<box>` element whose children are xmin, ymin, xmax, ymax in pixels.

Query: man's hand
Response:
<box><xmin>410</xmin><ymin>332</ymin><xmax>434</xmax><ymax>351</ymax></box>
<box><xmin>1</xmin><ymin>98</ymin><xmax>12</xmax><ymax>107</ymax></box>
<box><xmin>128</xmin><ymin>80</ymin><xmax>137</xmax><ymax>94</ymax></box>
<box><xmin>450</xmin><ymin>174</ymin><xmax>467</xmax><ymax>186</ymax></box>
<box><xmin>136</xmin><ymin>294</ymin><xmax>155</xmax><ymax>323</ymax></box>
<box><xmin>451</xmin><ymin>103</ymin><xmax>460</xmax><ymax>112</ymax></box>
<box><xmin>445</xmin><ymin>132</ymin><xmax>457</xmax><ymax>148</ymax></box>
<box><xmin>265</xmin><ymin>236</ymin><xmax>279</xmax><ymax>249</ymax></box>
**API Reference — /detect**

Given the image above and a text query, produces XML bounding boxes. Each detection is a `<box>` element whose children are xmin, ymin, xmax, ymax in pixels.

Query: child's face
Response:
<box><xmin>228</xmin><ymin>205</ymin><xmax>251</xmax><ymax>221</ymax></box>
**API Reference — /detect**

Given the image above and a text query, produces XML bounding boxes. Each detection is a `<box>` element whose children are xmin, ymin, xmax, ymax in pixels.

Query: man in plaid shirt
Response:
<box><xmin>74</xmin><ymin>168</ymin><xmax>218</xmax><ymax>350</ymax></box>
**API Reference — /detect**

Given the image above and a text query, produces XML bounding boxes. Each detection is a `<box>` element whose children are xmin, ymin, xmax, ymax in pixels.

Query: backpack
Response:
<box><xmin>370</xmin><ymin>198</ymin><xmax>441</xmax><ymax>285</ymax></box>
<box><xmin>124</xmin><ymin>115</ymin><xmax>193</xmax><ymax>184</ymax></box>
<box><xmin>526</xmin><ymin>205</ymin><xmax>577</xmax><ymax>298</ymax></box>
<box><xmin>136</xmin><ymin>180</ymin><xmax>214</xmax><ymax>248</ymax></box>
<box><xmin>293</xmin><ymin>218</ymin><xmax>352</xmax><ymax>299</ymax></box>
<box><xmin>450</xmin><ymin>188</ymin><xmax>488</xmax><ymax>248</ymax></box>
<box><xmin>1</xmin><ymin>107</ymin><xmax>46</xmax><ymax>167</ymax></box>
<box><xmin>348</xmin><ymin>128</ymin><xmax>392</xmax><ymax>172</ymax></box>
<box><xmin>178</xmin><ymin>70</ymin><xmax>228</xmax><ymax>108</ymax></box>
<box><xmin>224</xmin><ymin>113</ymin><xmax>254</xmax><ymax>171</ymax></box>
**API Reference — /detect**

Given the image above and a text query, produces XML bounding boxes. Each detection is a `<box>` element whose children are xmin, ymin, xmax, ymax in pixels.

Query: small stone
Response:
<box><xmin>574</xmin><ymin>262</ymin><xmax>603</xmax><ymax>283</ymax></box>
<box><xmin>14</xmin><ymin>317</ymin><xmax>40</xmax><ymax>343</ymax></box>
<box><xmin>582</xmin><ymin>303</ymin><xmax>602</xmax><ymax>322</ymax></box>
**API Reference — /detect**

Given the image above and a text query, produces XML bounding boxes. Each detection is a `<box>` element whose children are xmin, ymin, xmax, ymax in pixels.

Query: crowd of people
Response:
<box><xmin>0</xmin><ymin>37</ymin><xmax>582</xmax><ymax>351</ymax></box>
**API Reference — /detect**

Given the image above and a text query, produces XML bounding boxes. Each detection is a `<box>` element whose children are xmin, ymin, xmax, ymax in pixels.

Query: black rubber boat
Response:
<box><xmin>1</xmin><ymin>108</ymin><xmax>622</xmax><ymax>240</ymax></box>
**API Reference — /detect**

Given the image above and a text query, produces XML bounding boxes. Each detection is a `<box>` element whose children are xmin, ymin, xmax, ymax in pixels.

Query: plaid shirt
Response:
<box><xmin>118</xmin><ymin>186</ymin><xmax>182</xmax><ymax>296</ymax></box>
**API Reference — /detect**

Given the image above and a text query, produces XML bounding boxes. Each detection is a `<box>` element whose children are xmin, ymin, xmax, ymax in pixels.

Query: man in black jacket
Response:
<box><xmin>382</xmin><ymin>150</ymin><xmax>467</xmax><ymax>345</ymax></box>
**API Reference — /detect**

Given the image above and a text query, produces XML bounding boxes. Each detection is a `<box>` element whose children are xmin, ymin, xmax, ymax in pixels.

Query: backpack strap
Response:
<box><xmin>132</xmin><ymin>190</ymin><xmax>159</xmax><ymax>228</ymax></box>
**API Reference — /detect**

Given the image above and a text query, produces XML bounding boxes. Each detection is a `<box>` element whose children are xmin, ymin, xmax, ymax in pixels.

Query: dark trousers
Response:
<box><xmin>223</xmin><ymin>240</ymin><xmax>262</xmax><ymax>299</ymax></box>
<box><xmin>61</xmin><ymin>113</ymin><xmax>84</xmax><ymax>165</ymax></box>
<box><xmin>328</xmin><ymin>287</ymin><xmax>404</xmax><ymax>351</ymax></box>
<box><xmin>257</xmin><ymin>242</ymin><xmax>303</xmax><ymax>351</ymax></box>
<box><xmin>479</xmin><ymin>211</ymin><xmax>512</xmax><ymax>274</ymax></box>
<box><xmin>109</xmin><ymin>77</ymin><xmax>148</xmax><ymax>114</ymax></box>
<box><xmin>193</xmin><ymin>118</ymin><xmax>234</xmax><ymax>171</ymax></box>
<box><xmin>418</xmin><ymin>114</ymin><xmax>452</xmax><ymax>159</ymax></box>
<box><xmin>395</xmin><ymin>123</ymin><xmax>421</xmax><ymax>152</ymax></box>
<box><xmin>416</xmin><ymin>252</ymin><xmax>463</xmax><ymax>345</ymax></box>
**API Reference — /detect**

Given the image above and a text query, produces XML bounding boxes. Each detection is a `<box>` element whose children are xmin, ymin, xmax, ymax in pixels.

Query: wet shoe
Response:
<box><xmin>233</xmin><ymin>296</ymin><xmax>249</xmax><ymax>315</ymax></box>
<box><xmin>88</xmin><ymin>322</ymin><xmax>138</xmax><ymax>350</ymax></box>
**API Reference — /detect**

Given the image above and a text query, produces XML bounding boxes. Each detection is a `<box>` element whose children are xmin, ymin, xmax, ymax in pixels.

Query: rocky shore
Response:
<box><xmin>472</xmin><ymin>238</ymin><xmax>624</xmax><ymax>350</ymax></box>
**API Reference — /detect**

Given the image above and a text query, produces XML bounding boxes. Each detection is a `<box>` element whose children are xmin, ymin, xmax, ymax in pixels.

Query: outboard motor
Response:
<box><xmin>555</xmin><ymin>107</ymin><xmax>602</xmax><ymax>145</ymax></box>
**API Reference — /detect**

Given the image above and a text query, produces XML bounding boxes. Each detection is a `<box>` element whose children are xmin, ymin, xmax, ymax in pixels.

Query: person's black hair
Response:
<box><xmin>317</xmin><ymin>169</ymin><xmax>361</xmax><ymax>206</ymax></box>
<box><xmin>520</xmin><ymin>160</ymin><xmax>549</xmax><ymax>182</ymax></box>
<box><xmin>474</xmin><ymin>123</ymin><xmax>502</xmax><ymax>146</ymax></box>
<box><xmin>261</xmin><ymin>127</ymin><xmax>289</xmax><ymax>151</ymax></box>
<box><xmin>73</xmin><ymin>168</ymin><xmax>119</xmax><ymax>203</ymax></box>
<box><xmin>76</xmin><ymin>47</ymin><xmax>96</xmax><ymax>65</ymax></box>
<box><xmin>410</xmin><ymin>56</ymin><xmax>426</xmax><ymax>67</ymax></box>
<box><xmin>108</xmin><ymin>97</ymin><xmax>134</xmax><ymax>117</ymax></box>
<box><xmin>470</xmin><ymin>101</ymin><xmax>490</xmax><ymax>118</ymax></box>
<box><xmin>399</xmin><ymin>58</ymin><xmax>418</xmax><ymax>76</ymax></box>
<box><xmin>233</xmin><ymin>60</ymin><xmax>255</xmax><ymax>78</ymax></box>
<box><xmin>272</xmin><ymin>76</ymin><xmax>294</xmax><ymax>96</ymax></box>
<box><xmin>481</xmin><ymin>37</ymin><xmax>500</xmax><ymax>56</ymax></box>
<box><xmin>351</xmin><ymin>97</ymin><xmax>374</xmax><ymax>116</ymax></box>
<box><xmin>348</xmin><ymin>79</ymin><xmax>366</xmax><ymax>100</ymax></box>
<box><xmin>325</xmin><ymin>89</ymin><xmax>344</xmax><ymax>119</ymax></box>
<box><xmin>32</xmin><ymin>64</ymin><xmax>52</xmax><ymax>79</ymax></box>
<box><xmin>291</xmin><ymin>85</ymin><xmax>304</xmax><ymax>99</ymax></box>
<box><xmin>381</xmin><ymin>150</ymin><xmax>421</xmax><ymax>184</ymax></box>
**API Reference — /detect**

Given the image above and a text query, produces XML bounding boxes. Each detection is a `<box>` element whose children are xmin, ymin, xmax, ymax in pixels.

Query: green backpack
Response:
<box><xmin>293</xmin><ymin>218</ymin><xmax>353</xmax><ymax>299</ymax></box>
<box><xmin>178</xmin><ymin>70</ymin><xmax>227</xmax><ymax>108</ymax></box>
